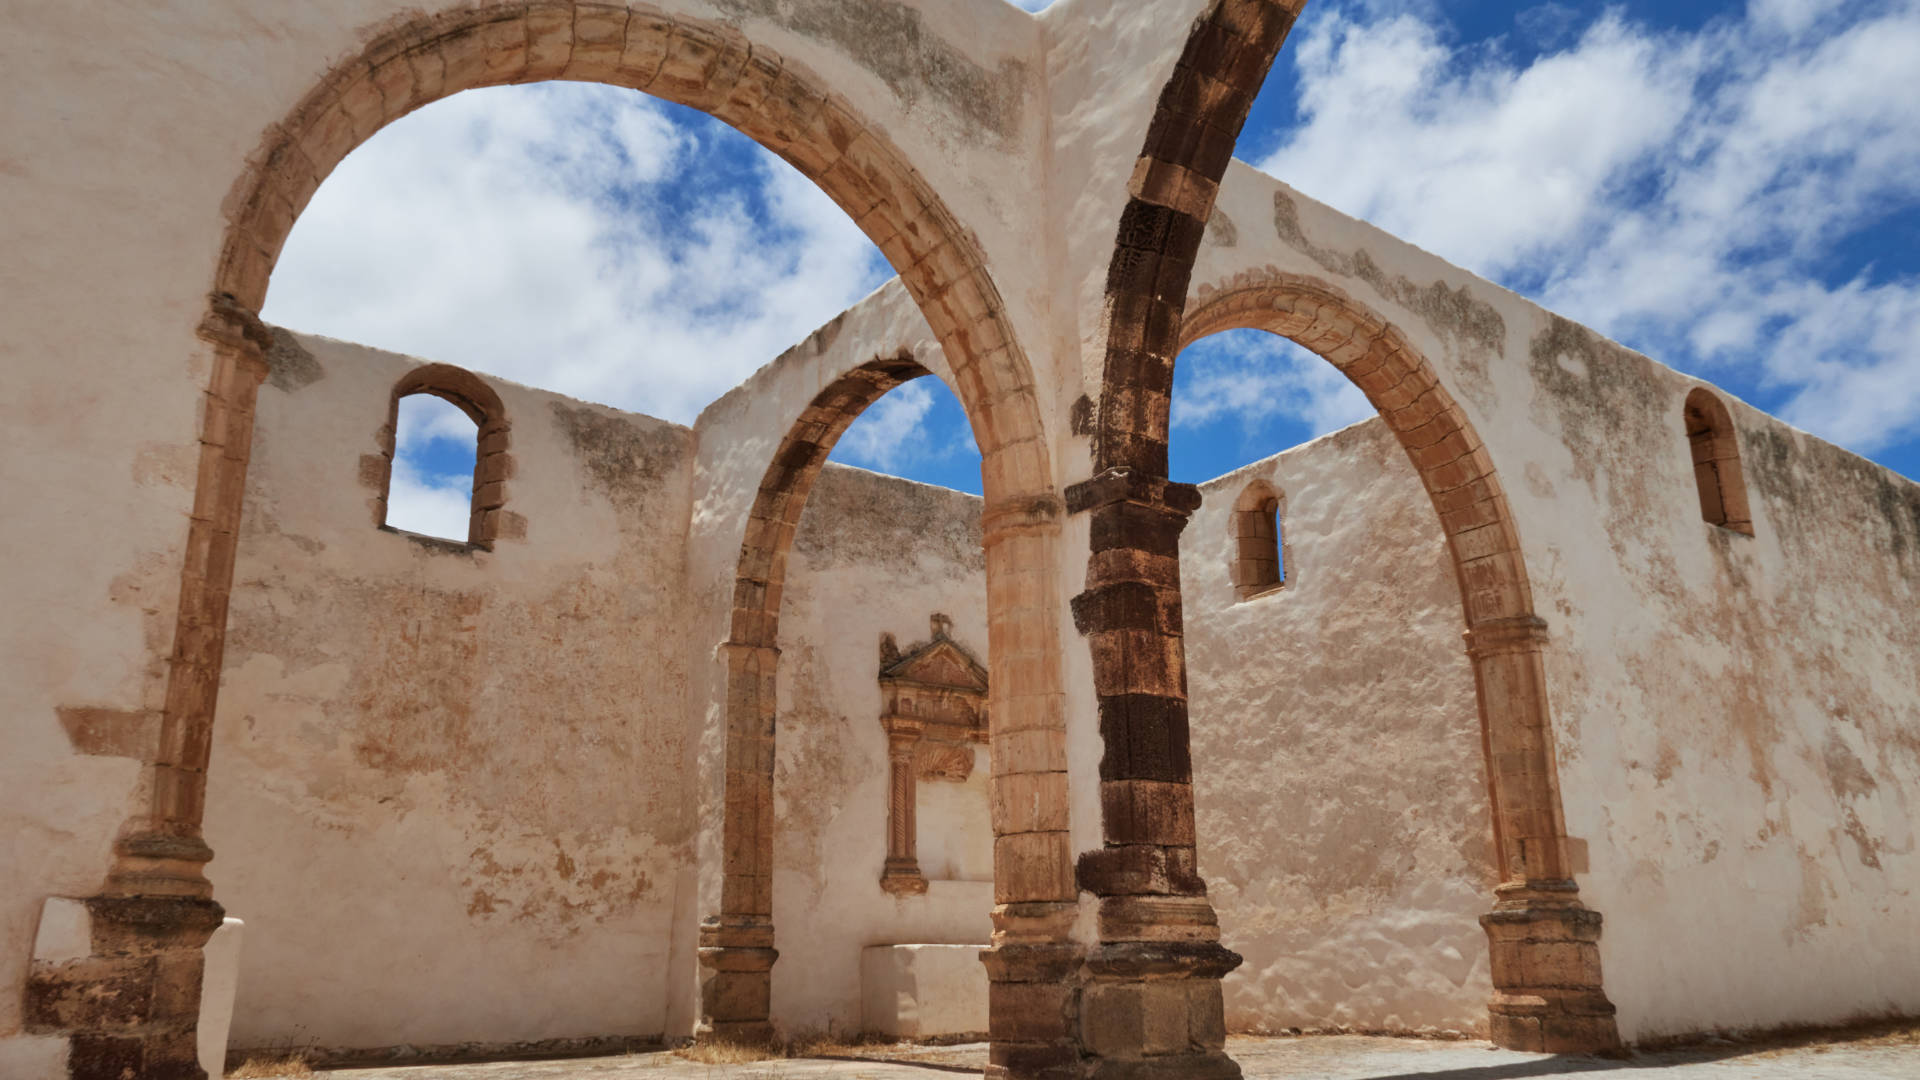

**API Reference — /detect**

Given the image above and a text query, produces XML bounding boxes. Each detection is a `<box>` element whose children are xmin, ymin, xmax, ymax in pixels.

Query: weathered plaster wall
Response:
<box><xmin>0</xmin><ymin>0</ymin><xmax>1065</xmax><ymax>1065</ymax></box>
<box><xmin>768</xmin><ymin>464</ymin><xmax>995</xmax><ymax>1035</ymax></box>
<box><xmin>6</xmin><ymin>0</ymin><xmax>1920</xmax><ymax>1060</ymax></box>
<box><xmin>1191</xmin><ymin>160</ymin><xmax>1920</xmax><ymax>1040</ymax></box>
<box><xmin>204</xmin><ymin>332</ymin><xmax>699</xmax><ymax>1053</ymax></box>
<box><xmin>1184</xmin><ymin>418</ymin><xmax>1493</xmax><ymax>1036</ymax></box>
<box><xmin>1520</xmin><ymin>327</ymin><xmax>1920</xmax><ymax>1040</ymax></box>
<box><xmin>202</xmin><ymin>324</ymin><xmax>1002</xmax><ymax>1048</ymax></box>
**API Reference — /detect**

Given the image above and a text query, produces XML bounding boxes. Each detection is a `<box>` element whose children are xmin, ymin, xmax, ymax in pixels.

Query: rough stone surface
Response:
<box><xmin>1186</xmin><ymin>418</ymin><xmax>1494</xmax><ymax>1036</ymax></box>
<box><xmin>5</xmin><ymin>1</ymin><xmax>1920</xmax><ymax>1073</ymax></box>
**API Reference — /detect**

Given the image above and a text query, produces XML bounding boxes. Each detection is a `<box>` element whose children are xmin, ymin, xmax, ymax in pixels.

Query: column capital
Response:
<box><xmin>982</xmin><ymin>493</ymin><xmax>1064</xmax><ymax>547</ymax></box>
<box><xmin>1064</xmin><ymin>468</ymin><xmax>1202</xmax><ymax>518</ymax></box>
<box><xmin>198</xmin><ymin>293</ymin><xmax>274</xmax><ymax>380</ymax></box>
<box><xmin>104</xmin><ymin>829</ymin><xmax>214</xmax><ymax>899</ymax></box>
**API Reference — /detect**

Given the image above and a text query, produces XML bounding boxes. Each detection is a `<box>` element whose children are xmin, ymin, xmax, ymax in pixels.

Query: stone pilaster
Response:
<box><xmin>702</xmin><ymin>639</ymin><xmax>782</xmax><ymax>1045</ymax></box>
<box><xmin>880</xmin><ymin>715</ymin><xmax>928</xmax><ymax>895</ymax></box>
<box><xmin>982</xmin><ymin>903</ymin><xmax>1081</xmax><ymax>1080</ymax></box>
<box><xmin>35</xmin><ymin>296</ymin><xmax>271</xmax><ymax>1079</ymax></box>
<box><xmin>1465</xmin><ymin>616</ymin><xmax>1620</xmax><ymax>1054</ymax></box>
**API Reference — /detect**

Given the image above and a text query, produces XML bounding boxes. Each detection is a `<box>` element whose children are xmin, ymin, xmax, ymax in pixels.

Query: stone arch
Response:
<box><xmin>378</xmin><ymin>364</ymin><xmax>514</xmax><ymax>547</ymax></box>
<box><xmin>83</xmin><ymin>4</ymin><xmax>1064</xmax><ymax>1074</ymax></box>
<box><xmin>1180</xmin><ymin>270</ymin><xmax>1621</xmax><ymax>1053</ymax></box>
<box><xmin>708</xmin><ymin>348</ymin><xmax>1075</xmax><ymax>1053</ymax></box>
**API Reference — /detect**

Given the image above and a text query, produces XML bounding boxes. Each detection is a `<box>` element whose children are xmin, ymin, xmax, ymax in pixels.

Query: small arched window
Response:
<box><xmin>376</xmin><ymin>365</ymin><xmax>511</xmax><ymax>547</ymax></box>
<box><xmin>1683</xmin><ymin>388</ymin><xmax>1753</xmax><ymax>536</ymax></box>
<box><xmin>1230</xmin><ymin>480</ymin><xmax>1286</xmax><ymax>600</ymax></box>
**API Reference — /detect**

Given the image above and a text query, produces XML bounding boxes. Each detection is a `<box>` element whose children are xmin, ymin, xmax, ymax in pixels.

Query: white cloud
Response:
<box><xmin>1174</xmin><ymin>329</ymin><xmax>1373</xmax><ymax>438</ymax></box>
<box><xmin>386</xmin><ymin>395</ymin><xmax>478</xmax><ymax>542</ymax></box>
<box><xmin>836</xmin><ymin>380</ymin><xmax>937</xmax><ymax>472</ymax></box>
<box><xmin>396</xmin><ymin>393</ymin><xmax>476</xmax><ymax>446</ymax></box>
<box><xmin>1254</xmin><ymin>0</ymin><xmax>1920</xmax><ymax>456</ymax></box>
<box><xmin>261</xmin><ymin>82</ymin><xmax>887</xmax><ymax>427</ymax></box>
<box><xmin>385</xmin><ymin>459</ymin><xmax>474</xmax><ymax>542</ymax></box>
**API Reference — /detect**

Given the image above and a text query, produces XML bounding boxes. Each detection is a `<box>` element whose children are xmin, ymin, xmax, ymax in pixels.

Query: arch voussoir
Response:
<box><xmin>1182</xmin><ymin>270</ymin><xmax>1618</xmax><ymax>1053</ymax></box>
<box><xmin>81</xmin><ymin>5</ymin><xmax>1071</xmax><ymax>1072</ymax></box>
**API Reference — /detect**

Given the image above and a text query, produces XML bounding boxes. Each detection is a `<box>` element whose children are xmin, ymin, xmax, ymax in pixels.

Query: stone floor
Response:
<box><xmin>299</xmin><ymin>1032</ymin><xmax>1920</xmax><ymax>1080</ymax></box>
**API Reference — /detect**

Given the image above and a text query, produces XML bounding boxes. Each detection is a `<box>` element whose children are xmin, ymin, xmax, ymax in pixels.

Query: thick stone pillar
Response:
<box><xmin>879</xmin><ymin>716</ymin><xmax>928</xmax><ymax>895</ymax></box>
<box><xmin>977</xmin><ymin>496</ymin><xmax>1081</xmax><ymax>1080</ymax></box>
<box><xmin>27</xmin><ymin>296</ymin><xmax>269</xmax><ymax>1079</ymax></box>
<box><xmin>1066</xmin><ymin>472</ymin><xmax>1241</xmax><ymax>1080</ymax></box>
<box><xmin>1466</xmin><ymin>616</ymin><xmax>1620</xmax><ymax>1054</ymax></box>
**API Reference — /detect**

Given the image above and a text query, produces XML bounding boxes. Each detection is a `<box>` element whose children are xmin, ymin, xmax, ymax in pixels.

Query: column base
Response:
<box><xmin>879</xmin><ymin>860</ymin><xmax>928</xmax><ymax>896</ymax></box>
<box><xmin>982</xmin><ymin>903</ymin><xmax>1079</xmax><ymax>1080</ymax></box>
<box><xmin>1481</xmin><ymin>888</ymin><xmax>1621</xmax><ymax>1055</ymax></box>
<box><xmin>27</xmin><ymin>895</ymin><xmax>225</xmax><ymax>1080</ymax></box>
<box><xmin>697</xmin><ymin>918</ymin><xmax>778</xmax><ymax>1045</ymax></box>
<box><xmin>1078</xmin><ymin>940</ymin><xmax>1242</xmax><ymax>1080</ymax></box>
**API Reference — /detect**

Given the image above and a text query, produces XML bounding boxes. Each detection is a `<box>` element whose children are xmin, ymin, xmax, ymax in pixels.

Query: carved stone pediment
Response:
<box><xmin>880</xmin><ymin>614</ymin><xmax>989</xmax><ymax>748</ymax></box>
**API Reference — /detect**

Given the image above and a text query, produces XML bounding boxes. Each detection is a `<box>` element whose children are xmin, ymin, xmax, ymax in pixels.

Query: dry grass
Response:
<box><xmin>226</xmin><ymin>1052</ymin><xmax>316</xmax><ymax>1079</ymax></box>
<box><xmin>1634</xmin><ymin>1015</ymin><xmax>1920</xmax><ymax>1059</ymax></box>
<box><xmin>671</xmin><ymin>1039</ymin><xmax>785</xmax><ymax>1065</ymax></box>
<box><xmin>670</xmin><ymin>1029</ymin><xmax>905</xmax><ymax>1066</ymax></box>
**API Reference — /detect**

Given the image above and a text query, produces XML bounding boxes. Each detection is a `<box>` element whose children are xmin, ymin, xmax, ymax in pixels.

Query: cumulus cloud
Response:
<box><xmin>1174</xmin><ymin>328</ymin><xmax>1373</xmax><ymax>444</ymax></box>
<box><xmin>262</xmin><ymin>82</ymin><xmax>889</xmax><ymax>428</ymax></box>
<box><xmin>833</xmin><ymin>379</ymin><xmax>982</xmax><ymax>480</ymax></box>
<box><xmin>837</xmin><ymin>381</ymin><xmax>937</xmax><ymax>473</ymax></box>
<box><xmin>385</xmin><ymin>395</ymin><xmax>477</xmax><ymax>542</ymax></box>
<box><xmin>1252</xmin><ymin>0</ymin><xmax>1920</xmax><ymax>458</ymax></box>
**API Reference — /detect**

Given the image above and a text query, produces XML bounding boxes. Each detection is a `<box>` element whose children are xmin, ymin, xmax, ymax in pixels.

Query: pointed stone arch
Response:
<box><xmin>1181</xmin><ymin>269</ymin><xmax>1621</xmax><ymax>1053</ymax></box>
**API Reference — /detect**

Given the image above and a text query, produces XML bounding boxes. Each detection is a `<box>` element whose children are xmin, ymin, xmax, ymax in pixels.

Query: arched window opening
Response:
<box><xmin>377</xmin><ymin>365</ymin><xmax>511</xmax><ymax>547</ymax></box>
<box><xmin>1231</xmin><ymin>480</ymin><xmax>1286</xmax><ymax>600</ymax></box>
<box><xmin>1683</xmin><ymin>388</ymin><xmax>1753</xmax><ymax>536</ymax></box>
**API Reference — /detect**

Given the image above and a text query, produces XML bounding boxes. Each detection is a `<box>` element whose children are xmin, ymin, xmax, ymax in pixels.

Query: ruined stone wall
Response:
<box><xmin>196</xmin><ymin>328</ymin><xmax>1001</xmax><ymax>1049</ymax></box>
<box><xmin>1520</xmin><ymin>328</ymin><xmax>1920</xmax><ymax>1040</ymax></box>
<box><xmin>204</xmin><ymin>332</ymin><xmax>700</xmax><ymax>1054</ymax></box>
<box><xmin>770</xmin><ymin>465</ymin><xmax>994</xmax><ymax>1035</ymax></box>
<box><xmin>1190</xmin><ymin>161</ymin><xmax>1920</xmax><ymax>1041</ymax></box>
<box><xmin>1184</xmin><ymin>418</ymin><xmax>1493</xmax><ymax>1036</ymax></box>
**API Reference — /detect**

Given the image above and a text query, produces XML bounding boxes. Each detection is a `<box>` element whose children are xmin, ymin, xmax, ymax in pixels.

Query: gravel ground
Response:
<box><xmin>287</xmin><ymin>1030</ymin><xmax>1920</xmax><ymax>1080</ymax></box>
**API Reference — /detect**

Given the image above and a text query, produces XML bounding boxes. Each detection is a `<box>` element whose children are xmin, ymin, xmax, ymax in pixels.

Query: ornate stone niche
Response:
<box><xmin>876</xmin><ymin>614</ymin><xmax>989</xmax><ymax>896</ymax></box>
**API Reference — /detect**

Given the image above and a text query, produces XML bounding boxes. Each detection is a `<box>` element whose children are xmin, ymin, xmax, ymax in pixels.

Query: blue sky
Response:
<box><xmin>262</xmin><ymin>0</ymin><xmax>1920</xmax><ymax>536</ymax></box>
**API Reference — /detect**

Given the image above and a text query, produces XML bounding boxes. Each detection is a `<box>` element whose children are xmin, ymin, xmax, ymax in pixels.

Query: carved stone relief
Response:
<box><xmin>876</xmin><ymin>613</ymin><xmax>989</xmax><ymax>896</ymax></box>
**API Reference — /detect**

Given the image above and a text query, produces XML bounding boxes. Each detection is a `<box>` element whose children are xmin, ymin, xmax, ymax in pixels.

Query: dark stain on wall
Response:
<box><xmin>1272</xmin><ymin>191</ymin><xmax>1503</xmax><ymax>408</ymax></box>
<box><xmin>1742</xmin><ymin>420</ymin><xmax>1920</xmax><ymax>570</ymax></box>
<box><xmin>266</xmin><ymin>327</ymin><xmax>325</xmax><ymax>392</ymax></box>
<box><xmin>1524</xmin><ymin>316</ymin><xmax>1672</xmax><ymax>489</ymax></box>
<box><xmin>549</xmin><ymin>402</ymin><xmax>690</xmax><ymax>513</ymax></box>
<box><xmin>1205</xmin><ymin>207</ymin><xmax>1238</xmax><ymax>248</ymax></box>
<box><xmin>715</xmin><ymin>0</ymin><xmax>1027</xmax><ymax>146</ymax></box>
<box><xmin>792</xmin><ymin>465</ymin><xmax>984</xmax><ymax>574</ymax></box>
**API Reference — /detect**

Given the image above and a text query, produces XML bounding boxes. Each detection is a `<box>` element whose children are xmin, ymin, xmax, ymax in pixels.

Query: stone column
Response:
<box><xmin>26</xmin><ymin>297</ymin><xmax>270</xmax><ymax>1080</ymax></box>
<box><xmin>880</xmin><ymin>716</ymin><xmax>927</xmax><ymax>895</ymax></box>
<box><xmin>1467</xmin><ymin>616</ymin><xmax>1620</xmax><ymax>1054</ymax></box>
<box><xmin>976</xmin><ymin>496</ymin><xmax>1082</xmax><ymax>1080</ymax></box>
<box><xmin>699</xmin><ymin>640</ymin><xmax>780</xmax><ymax>1045</ymax></box>
<box><xmin>1066</xmin><ymin>472</ymin><xmax>1241</xmax><ymax>1080</ymax></box>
